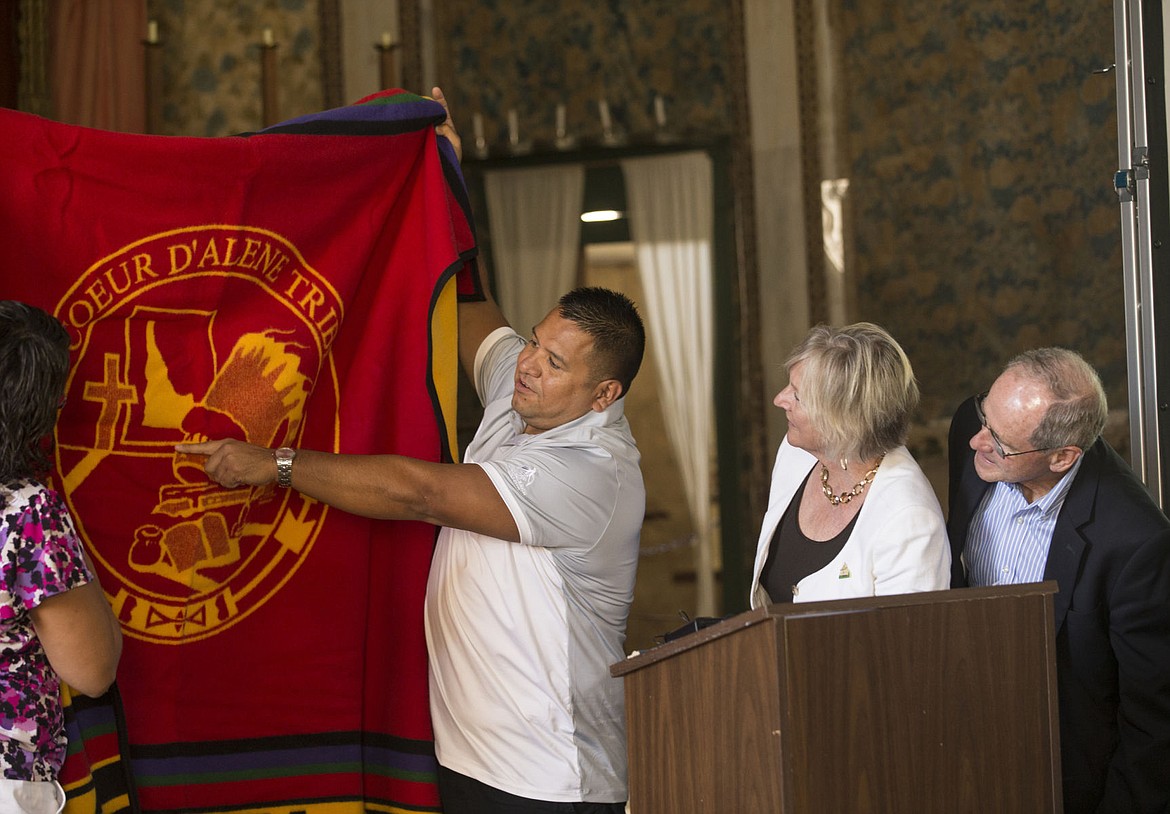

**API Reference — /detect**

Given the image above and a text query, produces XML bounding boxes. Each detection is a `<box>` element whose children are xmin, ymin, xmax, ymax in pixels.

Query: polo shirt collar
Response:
<box><xmin>508</xmin><ymin>397</ymin><xmax>627</xmax><ymax>437</ymax></box>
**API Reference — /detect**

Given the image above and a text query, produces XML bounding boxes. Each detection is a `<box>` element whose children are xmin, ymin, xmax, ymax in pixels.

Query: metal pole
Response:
<box><xmin>1116</xmin><ymin>0</ymin><xmax>1163</xmax><ymax>504</ymax></box>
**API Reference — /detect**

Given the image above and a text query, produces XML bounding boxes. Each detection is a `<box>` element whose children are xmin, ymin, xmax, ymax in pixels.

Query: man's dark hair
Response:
<box><xmin>0</xmin><ymin>301</ymin><xmax>71</xmax><ymax>482</ymax></box>
<box><xmin>557</xmin><ymin>287</ymin><xmax>645</xmax><ymax>398</ymax></box>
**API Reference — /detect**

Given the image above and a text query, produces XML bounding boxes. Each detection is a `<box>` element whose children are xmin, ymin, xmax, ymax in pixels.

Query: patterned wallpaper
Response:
<box><xmin>832</xmin><ymin>0</ymin><xmax>1123</xmax><ymax>419</ymax></box>
<box><xmin>139</xmin><ymin>0</ymin><xmax>1126</xmax><ymax>426</ymax></box>
<box><xmin>426</xmin><ymin>0</ymin><xmax>1125</xmax><ymax>427</ymax></box>
<box><xmin>146</xmin><ymin>0</ymin><xmax>323</xmax><ymax>136</ymax></box>
<box><xmin>432</xmin><ymin>0</ymin><xmax>734</xmax><ymax>149</ymax></box>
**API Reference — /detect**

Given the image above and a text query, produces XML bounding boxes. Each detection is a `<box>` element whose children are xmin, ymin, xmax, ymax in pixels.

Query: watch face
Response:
<box><xmin>275</xmin><ymin>447</ymin><xmax>295</xmax><ymax>462</ymax></box>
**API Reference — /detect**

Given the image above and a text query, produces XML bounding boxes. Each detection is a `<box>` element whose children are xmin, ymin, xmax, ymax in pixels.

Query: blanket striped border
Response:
<box><xmin>128</xmin><ymin>731</ymin><xmax>440</xmax><ymax>813</ymax></box>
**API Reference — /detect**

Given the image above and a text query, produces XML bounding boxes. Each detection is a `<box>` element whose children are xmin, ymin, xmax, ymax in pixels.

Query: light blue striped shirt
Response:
<box><xmin>965</xmin><ymin>456</ymin><xmax>1084</xmax><ymax>586</ymax></box>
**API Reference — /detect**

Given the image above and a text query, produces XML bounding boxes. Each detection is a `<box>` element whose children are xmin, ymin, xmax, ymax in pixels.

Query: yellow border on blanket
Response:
<box><xmin>431</xmin><ymin>275</ymin><xmax>460</xmax><ymax>463</ymax></box>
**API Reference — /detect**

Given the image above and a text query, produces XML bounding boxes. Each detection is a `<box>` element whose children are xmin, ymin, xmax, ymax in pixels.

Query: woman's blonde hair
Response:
<box><xmin>785</xmin><ymin>322</ymin><xmax>919</xmax><ymax>462</ymax></box>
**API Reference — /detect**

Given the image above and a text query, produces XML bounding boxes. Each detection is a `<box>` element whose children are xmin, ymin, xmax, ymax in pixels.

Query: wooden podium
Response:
<box><xmin>611</xmin><ymin>583</ymin><xmax>1062</xmax><ymax>813</ymax></box>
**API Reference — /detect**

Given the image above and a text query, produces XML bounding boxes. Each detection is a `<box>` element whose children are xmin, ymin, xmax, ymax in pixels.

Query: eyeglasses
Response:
<box><xmin>974</xmin><ymin>392</ymin><xmax>1055</xmax><ymax>458</ymax></box>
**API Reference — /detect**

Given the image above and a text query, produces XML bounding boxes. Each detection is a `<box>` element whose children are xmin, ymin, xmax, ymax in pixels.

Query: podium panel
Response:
<box><xmin>612</xmin><ymin>584</ymin><xmax>1062</xmax><ymax>813</ymax></box>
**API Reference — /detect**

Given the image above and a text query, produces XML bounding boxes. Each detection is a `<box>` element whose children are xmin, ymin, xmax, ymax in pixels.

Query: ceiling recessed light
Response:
<box><xmin>580</xmin><ymin>209</ymin><xmax>624</xmax><ymax>223</ymax></box>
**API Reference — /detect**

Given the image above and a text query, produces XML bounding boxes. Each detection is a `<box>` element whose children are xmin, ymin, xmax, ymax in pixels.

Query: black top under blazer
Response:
<box><xmin>948</xmin><ymin>396</ymin><xmax>1170</xmax><ymax>814</ymax></box>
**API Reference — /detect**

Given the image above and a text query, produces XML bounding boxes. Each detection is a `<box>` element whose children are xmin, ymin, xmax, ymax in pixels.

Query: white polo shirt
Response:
<box><xmin>424</xmin><ymin>327</ymin><xmax>644</xmax><ymax>803</ymax></box>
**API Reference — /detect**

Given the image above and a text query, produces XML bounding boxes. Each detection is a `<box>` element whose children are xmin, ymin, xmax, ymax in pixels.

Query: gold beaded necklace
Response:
<box><xmin>820</xmin><ymin>455</ymin><xmax>884</xmax><ymax>506</ymax></box>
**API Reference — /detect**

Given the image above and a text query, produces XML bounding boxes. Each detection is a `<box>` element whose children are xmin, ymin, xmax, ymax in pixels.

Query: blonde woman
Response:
<box><xmin>749</xmin><ymin>323</ymin><xmax>950</xmax><ymax>606</ymax></box>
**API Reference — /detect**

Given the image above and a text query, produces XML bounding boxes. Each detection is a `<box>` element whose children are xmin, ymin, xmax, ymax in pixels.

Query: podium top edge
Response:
<box><xmin>611</xmin><ymin>606</ymin><xmax>772</xmax><ymax>676</ymax></box>
<box><xmin>609</xmin><ymin>582</ymin><xmax>1057</xmax><ymax>677</ymax></box>
<box><xmin>765</xmin><ymin>581</ymin><xmax>1058</xmax><ymax>619</ymax></box>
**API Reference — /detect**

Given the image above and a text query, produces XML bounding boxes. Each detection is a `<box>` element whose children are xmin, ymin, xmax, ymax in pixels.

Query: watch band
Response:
<box><xmin>274</xmin><ymin>447</ymin><xmax>296</xmax><ymax>488</ymax></box>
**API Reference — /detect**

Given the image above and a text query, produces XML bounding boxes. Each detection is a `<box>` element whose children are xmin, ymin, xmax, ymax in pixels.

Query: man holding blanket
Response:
<box><xmin>177</xmin><ymin>89</ymin><xmax>646</xmax><ymax>814</ymax></box>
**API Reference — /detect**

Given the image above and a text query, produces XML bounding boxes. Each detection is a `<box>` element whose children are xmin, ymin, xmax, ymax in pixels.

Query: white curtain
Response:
<box><xmin>484</xmin><ymin>165</ymin><xmax>585</xmax><ymax>333</ymax></box>
<box><xmin>621</xmin><ymin>152</ymin><xmax>717</xmax><ymax>617</ymax></box>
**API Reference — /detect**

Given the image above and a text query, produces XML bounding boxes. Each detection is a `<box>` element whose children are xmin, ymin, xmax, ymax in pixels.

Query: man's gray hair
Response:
<box><xmin>1004</xmin><ymin>347</ymin><xmax>1107</xmax><ymax>451</ymax></box>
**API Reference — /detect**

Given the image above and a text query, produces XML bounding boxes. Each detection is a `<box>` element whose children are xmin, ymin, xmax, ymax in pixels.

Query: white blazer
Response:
<box><xmin>749</xmin><ymin>439</ymin><xmax>951</xmax><ymax>607</ymax></box>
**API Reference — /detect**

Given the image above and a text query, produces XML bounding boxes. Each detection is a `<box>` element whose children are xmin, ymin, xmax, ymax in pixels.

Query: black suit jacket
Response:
<box><xmin>948</xmin><ymin>396</ymin><xmax>1170</xmax><ymax>814</ymax></box>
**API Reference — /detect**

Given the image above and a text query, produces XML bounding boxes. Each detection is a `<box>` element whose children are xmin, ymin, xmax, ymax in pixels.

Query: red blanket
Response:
<box><xmin>1</xmin><ymin>90</ymin><xmax>476</xmax><ymax>813</ymax></box>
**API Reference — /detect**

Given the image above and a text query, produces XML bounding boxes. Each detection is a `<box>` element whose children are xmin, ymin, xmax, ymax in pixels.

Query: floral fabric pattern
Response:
<box><xmin>0</xmin><ymin>481</ymin><xmax>94</xmax><ymax>781</ymax></box>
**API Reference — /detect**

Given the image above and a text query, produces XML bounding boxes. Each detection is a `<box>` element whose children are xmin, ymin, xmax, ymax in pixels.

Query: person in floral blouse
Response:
<box><xmin>0</xmin><ymin>301</ymin><xmax>122</xmax><ymax>812</ymax></box>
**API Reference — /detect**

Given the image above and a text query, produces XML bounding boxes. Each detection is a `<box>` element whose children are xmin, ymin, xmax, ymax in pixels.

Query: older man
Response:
<box><xmin>947</xmin><ymin>347</ymin><xmax>1170</xmax><ymax>814</ymax></box>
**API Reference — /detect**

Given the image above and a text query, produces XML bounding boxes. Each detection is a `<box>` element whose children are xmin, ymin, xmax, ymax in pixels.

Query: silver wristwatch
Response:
<box><xmin>274</xmin><ymin>446</ymin><xmax>296</xmax><ymax>488</ymax></box>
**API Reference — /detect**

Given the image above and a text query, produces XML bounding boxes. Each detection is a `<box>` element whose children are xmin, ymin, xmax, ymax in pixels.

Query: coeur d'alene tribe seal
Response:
<box><xmin>51</xmin><ymin>225</ymin><xmax>339</xmax><ymax>644</ymax></box>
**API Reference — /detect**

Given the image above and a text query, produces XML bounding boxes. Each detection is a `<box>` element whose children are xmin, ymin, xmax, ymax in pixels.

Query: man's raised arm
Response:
<box><xmin>432</xmin><ymin>85</ymin><xmax>511</xmax><ymax>377</ymax></box>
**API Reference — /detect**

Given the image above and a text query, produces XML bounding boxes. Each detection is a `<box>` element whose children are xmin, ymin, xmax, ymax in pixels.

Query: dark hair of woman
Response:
<box><xmin>0</xmin><ymin>301</ymin><xmax>71</xmax><ymax>484</ymax></box>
